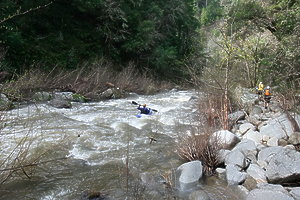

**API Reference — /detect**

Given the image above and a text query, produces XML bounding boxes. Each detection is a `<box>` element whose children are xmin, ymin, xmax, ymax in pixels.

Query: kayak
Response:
<box><xmin>135</xmin><ymin>110</ymin><xmax>153</xmax><ymax>118</ymax></box>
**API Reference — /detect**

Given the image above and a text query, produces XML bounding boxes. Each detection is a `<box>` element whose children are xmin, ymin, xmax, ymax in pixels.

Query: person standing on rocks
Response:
<box><xmin>263</xmin><ymin>86</ymin><xmax>272</xmax><ymax>109</ymax></box>
<box><xmin>257</xmin><ymin>82</ymin><xmax>264</xmax><ymax>101</ymax></box>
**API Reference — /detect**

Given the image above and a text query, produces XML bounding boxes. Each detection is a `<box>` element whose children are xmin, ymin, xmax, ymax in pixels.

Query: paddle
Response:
<box><xmin>131</xmin><ymin>101</ymin><xmax>158</xmax><ymax>112</ymax></box>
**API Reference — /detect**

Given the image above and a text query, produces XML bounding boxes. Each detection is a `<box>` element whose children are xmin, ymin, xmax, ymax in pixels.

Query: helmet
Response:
<box><xmin>266</xmin><ymin>86</ymin><xmax>270</xmax><ymax>89</ymax></box>
<box><xmin>260</xmin><ymin>82</ymin><xmax>262</xmax><ymax>84</ymax></box>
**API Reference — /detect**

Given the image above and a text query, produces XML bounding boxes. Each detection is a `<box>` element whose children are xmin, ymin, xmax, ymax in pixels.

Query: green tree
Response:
<box><xmin>0</xmin><ymin>0</ymin><xmax>200</xmax><ymax>80</ymax></box>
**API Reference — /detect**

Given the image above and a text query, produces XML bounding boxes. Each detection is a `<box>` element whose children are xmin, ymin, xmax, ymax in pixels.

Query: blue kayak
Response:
<box><xmin>135</xmin><ymin>110</ymin><xmax>153</xmax><ymax>118</ymax></box>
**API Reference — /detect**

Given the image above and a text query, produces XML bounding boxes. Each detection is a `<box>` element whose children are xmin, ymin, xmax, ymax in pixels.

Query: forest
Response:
<box><xmin>0</xmin><ymin>0</ymin><xmax>299</xmax><ymax>92</ymax></box>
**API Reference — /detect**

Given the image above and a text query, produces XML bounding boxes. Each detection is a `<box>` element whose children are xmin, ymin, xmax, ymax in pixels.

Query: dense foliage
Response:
<box><xmin>0</xmin><ymin>0</ymin><xmax>199</xmax><ymax>78</ymax></box>
<box><xmin>0</xmin><ymin>0</ymin><xmax>299</xmax><ymax>87</ymax></box>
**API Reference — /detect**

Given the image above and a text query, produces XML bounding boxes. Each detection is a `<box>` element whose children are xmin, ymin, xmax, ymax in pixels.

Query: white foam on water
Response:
<box><xmin>1</xmin><ymin>89</ymin><xmax>203</xmax><ymax>200</ymax></box>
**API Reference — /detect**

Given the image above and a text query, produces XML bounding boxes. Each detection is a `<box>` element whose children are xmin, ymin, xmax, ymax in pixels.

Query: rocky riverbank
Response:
<box><xmin>0</xmin><ymin>86</ymin><xmax>127</xmax><ymax>110</ymax></box>
<box><xmin>176</xmin><ymin>87</ymin><xmax>300</xmax><ymax>200</ymax></box>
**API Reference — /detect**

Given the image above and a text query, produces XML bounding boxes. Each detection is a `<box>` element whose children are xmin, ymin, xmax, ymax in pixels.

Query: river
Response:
<box><xmin>0</xmin><ymin>89</ymin><xmax>244</xmax><ymax>200</ymax></box>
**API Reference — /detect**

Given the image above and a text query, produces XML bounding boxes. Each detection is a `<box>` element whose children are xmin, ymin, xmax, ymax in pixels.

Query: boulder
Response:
<box><xmin>228</xmin><ymin>111</ymin><xmax>246</xmax><ymax>122</ymax></box>
<box><xmin>259</xmin><ymin>114</ymin><xmax>295</xmax><ymax>139</ymax></box>
<box><xmin>265</xmin><ymin>148</ymin><xmax>300</xmax><ymax>183</ymax></box>
<box><xmin>246</xmin><ymin>164</ymin><xmax>267</xmax><ymax>183</ymax></box>
<box><xmin>246</xmin><ymin>115</ymin><xmax>262</xmax><ymax>127</ymax></box>
<box><xmin>239</xmin><ymin>123</ymin><xmax>256</xmax><ymax>135</ymax></box>
<box><xmin>218</xmin><ymin>149</ymin><xmax>230</xmax><ymax>164</ymax></box>
<box><xmin>177</xmin><ymin>160</ymin><xmax>203</xmax><ymax>190</ymax></box>
<box><xmin>246</xmin><ymin>188</ymin><xmax>294</xmax><ymax>200</ymax></box>
<box><xmin>249</xmin><ymin>106</ymin><xmax>263</xmax><ymax>116</ymax></box>
<box><xmin>49</xmin><ymin>98</ymin><xmax>72</xmax><ymax>108</ymax></box>
<box><xmin>257</xmin><ymin>146</ymin><xmax>283</xmax><ymax>164</ymax></box>
<box><xmin>243</xmin><ymin>130</ymin><xmax>262</xmax><ymax>144</ymax></box>
<box><xmin>232</xmin><ymin>139</ymin><xmax>257</xmax><ymax>158</ymax></box>
<box><xmin>53</xmin><ymin>92</ymin><xmax>74</xmax><ymax>101</ymax></box>
<box><xmin>243</xmin><ymin>176</ymin><xmax>258</xmax><ymax>191</ymax></box>
<box><xmin>226</xmin><ymin>164</ymin><xmax>247</xmax><ymax>185</ymax></box>
<box><xmin>289</xmin><ymin>187</ymin><xmax>300</xmax><ymax>200</ymax></box>
<box><xmin>288</xmin><ymin>132</ymin><xmax>300</xmax><ymax>145</ymax></box>
<box><xmin>225</xmin><ymin>150</ymin><xmax>246</xmax><ymax>169</ymax></box>
<box><xmin>212</xmin><ymin>130</ymin><xmax>240</xmax><ymax>148</ymax></box>
<box><xmin>257</xmin><ymin>183</ymin><xmax>289</xmax><ymax>194</ymax></box>
<box><xmin>32</xmin><ymin>91</ymin><xmax>52</xmax><ymax>101</ymax></box>
<box><xmin>278</xmin><ymin>139</ymin><xmax>288</xmax><ymax>146</ymax></box>
<box><xmin>99</xmin><ymin>88</ymin><xmax>125</xmax><ymax>99</ymax></box>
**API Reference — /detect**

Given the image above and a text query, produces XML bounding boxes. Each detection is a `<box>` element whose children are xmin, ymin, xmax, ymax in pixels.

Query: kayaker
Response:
<box><xmin>137</xmin><ymin>104</ymin><xmax>151</xmax><ymax>114</ymax></box>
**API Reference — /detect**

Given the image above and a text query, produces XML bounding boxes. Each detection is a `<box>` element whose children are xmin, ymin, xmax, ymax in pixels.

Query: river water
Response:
<box><xmin>0</xmin><ymin>89</ymin><xmax>244</xmax><ymax>200</ymax></box>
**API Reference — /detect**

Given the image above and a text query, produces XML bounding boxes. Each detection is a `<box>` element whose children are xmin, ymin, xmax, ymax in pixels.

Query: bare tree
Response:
<box><xmin>0</xmin><ymin>1</ymin><xmax>54</xmax><ymax>25</ymax></box>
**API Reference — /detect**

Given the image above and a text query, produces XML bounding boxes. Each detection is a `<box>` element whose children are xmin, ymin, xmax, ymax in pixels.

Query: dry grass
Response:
<box><xmin>0</xmin><ymin>59</ymin><xmax>174</xmax><ymax>101</ymax></box>
<box><xmin>176</xmin><ymin>130</ymin><xmax>222</xmax><ymax>176</ymax></box>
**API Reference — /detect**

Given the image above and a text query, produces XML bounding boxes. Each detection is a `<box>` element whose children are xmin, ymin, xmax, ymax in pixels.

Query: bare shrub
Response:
<box><xmin>176</xmin><ymin>130</ymin><xmax>222</xmax><ymax>176</ymax></box>
<box><xmin>0</xmin><ymin>112</ymin><xmax>68</xmax><ymax>185</ymax></box>
<box><xmin>160</xmin><ymin>170</ymin><xmax>176</xmax><ymax>199</ymax></box>
<box><xmin>197</xmin><ymin>92</ymin><xmax>232</xmax><ymax>131</ymax></box>
<box><xmin>1</xmin><ymin>59</ymin><xmax>173</xmax><ymax>101</ymax></box>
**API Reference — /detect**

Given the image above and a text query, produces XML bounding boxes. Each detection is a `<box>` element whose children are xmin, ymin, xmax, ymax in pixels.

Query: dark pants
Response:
<box><xmin>264</xmin><ymin>96</ymin><xmax>271</xmax><ymax>103</ymax></box>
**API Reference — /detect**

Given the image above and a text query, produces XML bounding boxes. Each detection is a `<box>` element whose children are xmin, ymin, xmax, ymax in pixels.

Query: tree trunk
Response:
<box><xmin>223</xmin><ymin>59</ymin><xmax>229</xmax><ymax>130</ymax></box>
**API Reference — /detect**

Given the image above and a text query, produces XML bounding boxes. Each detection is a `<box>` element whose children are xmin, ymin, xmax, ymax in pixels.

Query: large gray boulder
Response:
<box><xmin>225</xmin><ymin>150</ymin><xmax>246</xmax><ymax>169</ymax></box>
<box><xmin>226</xmin><ymin>164</ymin><xmax>247</xmax><ymax>185</ymax></box>
<box><xmin>232</xmin><ymin>139</ymin><xmax>257</xmax><ymax>158</ymax></box>
<box><xmin>246</xmin><ymin>164</ymin><xmax>267</xmax><ymax>183</ymax></box>
<box><xmin>259</xmin><ymin>114</ymin><xmax>295</xmax><ymax>139</ymax></box>
<box><xmin>242</xmin><ymin>130</ymin><xmax>262</xmax><ymax>144</ymax></box>
<box><xmin>53</xmin><ymin>92</ymin><xmax>74</xmax><ymax>101</ymax></box>
<box><xmin>228</xmin><ymin>111</ymin><xmax>246</xmax><ymax>122</ymax></box>
<box><xmin>265</xmin><ymin>148</ymin><xmax>300</xmax><ymax>183</ymax></box>
<box><xmin>289</xmin><ymin>187</ymin><xmax>300</xmax><ymax>200</ymax></box>
<box><xmin>99</xmin><ymin>88</ymin><xmax>125</xmax><ymax>99</ymax></box>
<box><xmin>246</xmin><ymin>188</ymin><xmax>294</xmax><ymax>200</ymax></box>
<box><xmin>239</xmin><ymin>123</ymin><xmax>256</xmax><ymax>135</ymax></box>
<box><xmin>218</xmin><ymin>149</ymin><xmax>231</xmax><ymax>164</ymax></box>
<box><xmin>212</xmin><ymin>130</ymin><xmax>239</xmax><ymax>148</ymax></box>
<box><xmin>49</xmin><ymin>98</ymin><xmax>72</xmax><ymax>108</ymax></box>
<box><xmin>257</xmin><ymin>146</ymin><xmax>283</xmax><ymax>165</ymax></box>
<box><xmin>177</xmin><ymin>160</ymin><xmax>203</xmax><ymax>190</ymax></box>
